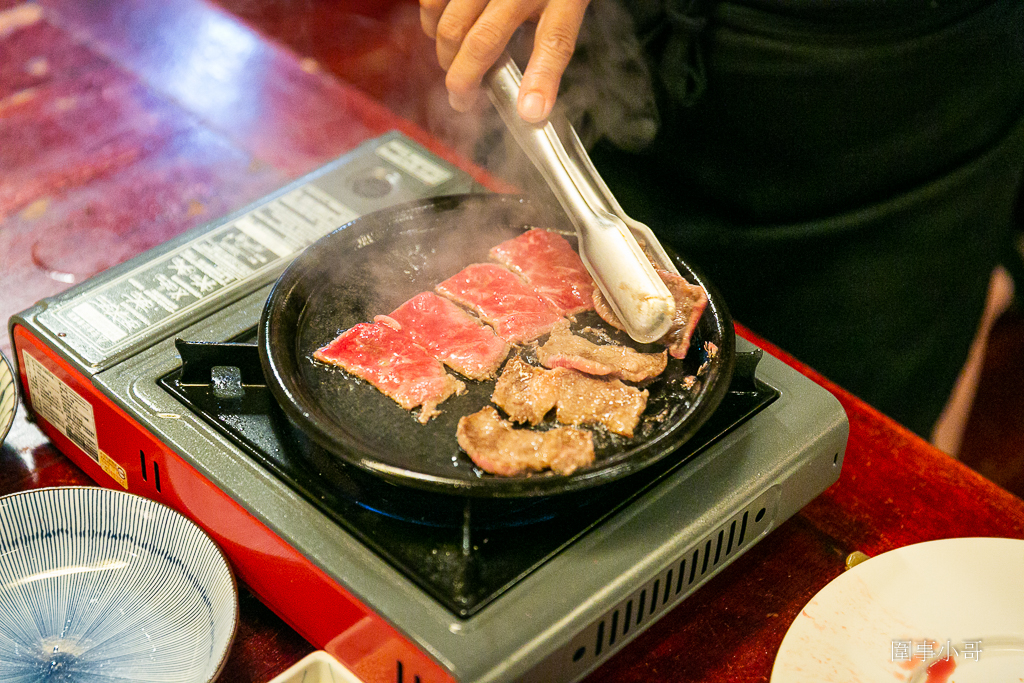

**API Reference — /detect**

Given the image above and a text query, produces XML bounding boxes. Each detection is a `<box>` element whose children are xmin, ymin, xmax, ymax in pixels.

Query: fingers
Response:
<box><xmin>419</xmin><ymin>0</ymin><xmax>447</xmax><ymax>39</ymax></box>
<box><xmin>517</xmin><ymin>0</ymin><xmax>588</xmax><ymax>122</ymax></box>
<box><xmin>423</xmin><ymin>0</ymin><xmax>588</xmax><ymax>118</ymax></box>
<box><xmin>441</xmin><ymin>0</ymin><xmax>534</xmax><ymax>112</ymax></box>
<box><xmin>432</xmin><ymin>0</ymin><xmax>494</xmax><ymax>71</ymax></box>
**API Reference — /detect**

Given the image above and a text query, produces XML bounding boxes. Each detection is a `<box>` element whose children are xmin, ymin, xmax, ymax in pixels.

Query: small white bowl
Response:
<box><xmin>268</xmin><ymin>651</ymin><xmax>363</xmax><ymax>683</ymax></box>
<box><xmin>0</xmin><ymin>486</ymin><xmax>238</xmax><ymax>682</ymax></box>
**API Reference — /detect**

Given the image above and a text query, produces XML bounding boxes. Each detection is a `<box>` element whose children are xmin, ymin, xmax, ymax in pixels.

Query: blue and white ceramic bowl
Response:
<box><xmin>0</xmin><ymin>349</ymin><xmax>15</xmax><ymax>446</ymax></box>
<box><xmin>0</xmin><ymin>487</ymin><xmax>238</xmax><ymax>682</ymax></box>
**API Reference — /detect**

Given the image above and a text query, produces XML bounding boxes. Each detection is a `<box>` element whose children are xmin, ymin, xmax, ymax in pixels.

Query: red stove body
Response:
<box><xmin>9</xmin><ymin>132</ymin><xmax>848</xmax><ymax>683</ymax></box>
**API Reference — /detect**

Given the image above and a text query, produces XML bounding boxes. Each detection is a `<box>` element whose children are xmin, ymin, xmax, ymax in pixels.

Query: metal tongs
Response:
<box><xmin>483</xmin><ymin>51</ymin><xmax>676</xmax><ymax>344</ymax></box>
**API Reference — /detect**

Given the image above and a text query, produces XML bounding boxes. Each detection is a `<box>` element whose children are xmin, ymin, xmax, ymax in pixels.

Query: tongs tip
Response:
<box><xmin>630</xmin><ymin>302</ymin><xmax>675</xmax><ymax>344</ymax></box>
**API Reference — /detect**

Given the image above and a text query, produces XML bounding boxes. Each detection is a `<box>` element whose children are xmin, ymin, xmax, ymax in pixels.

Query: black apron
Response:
<box><xmin>591</xmin><ymin>0</ymin><xmax>1024</xmax><ymax>436</ymax></box>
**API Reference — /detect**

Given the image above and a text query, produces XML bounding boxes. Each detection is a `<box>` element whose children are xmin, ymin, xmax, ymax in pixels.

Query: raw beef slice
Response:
<box><xmin>313</xmin><ymin>322</ymin><xmax>466</xmax><ymax>423</ymax></box>
<box><xmin>489</xmin><ymin>228</ymin><xmax>595</xmax><ymax>315</ymax></box>
<box><xmin>435</xmin><ymin>263</ymin><xmax>563</xmax><ymax>344</ymax></box>
<box><xmin>377</xmin><ymin>292</ymin><xmax>510</xmax><ymax>380</ymax></box>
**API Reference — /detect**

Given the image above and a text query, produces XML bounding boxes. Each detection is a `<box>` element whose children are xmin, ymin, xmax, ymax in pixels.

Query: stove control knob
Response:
<box><xmin>351</xmin><ymin>167</ymin><xmax>398</xmax><ymax>198</ymax></box>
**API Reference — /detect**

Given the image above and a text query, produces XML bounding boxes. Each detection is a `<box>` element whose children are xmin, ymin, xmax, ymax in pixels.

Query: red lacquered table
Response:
<box><xmin>2</xmin><ymin>1</ymin><xmax>1022</xmax><ymax>682</ymax></box>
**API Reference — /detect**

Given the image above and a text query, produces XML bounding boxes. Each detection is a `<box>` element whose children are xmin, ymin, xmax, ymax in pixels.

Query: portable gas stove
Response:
<box><xmin>10</xmin><ymin>131</ymin><xmax>848</xmax><ymax>683</ymax></box>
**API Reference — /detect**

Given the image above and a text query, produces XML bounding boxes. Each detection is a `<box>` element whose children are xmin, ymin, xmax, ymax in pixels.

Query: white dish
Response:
<box><xmin>268</xmin><ymin>651</ymin><xmax>363</xmax><ymax>683</ymax></box>
<box><xmin>770</xmin><ymin>537</ymin><xmax>1024</xmax><ymax>683</ymax></box>
<box><xmin>0</xmin><ymin>486</ymin><xmax>238</xmax><ymax>682</ymax></box>
<box><xmin>0</xmin><ymin>349</ymin><xmax>15</xmax><ymax>445</ymax></box>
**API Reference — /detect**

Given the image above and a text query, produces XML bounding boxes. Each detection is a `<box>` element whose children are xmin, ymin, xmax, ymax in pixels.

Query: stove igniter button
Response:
<box><xmin>351</xmin><ymin>168</ymin><xmax>397</xmax><ymax>198</ymax></box>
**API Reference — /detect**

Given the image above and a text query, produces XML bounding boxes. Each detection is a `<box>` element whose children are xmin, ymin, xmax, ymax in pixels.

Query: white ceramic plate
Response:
<box><xmin>771</xmin><ymin>537</ymin><xmax>1024</xmax><ymax>683</ymax></box>
<box><xmin>0</xmin><ymin>350</ymin><xmax>15</xmax><ymax>445</ymax></box>
<box><xmin>0</xmin><ymin>486</ymin><xmax>238</xmax><ymax>682</ymax></box>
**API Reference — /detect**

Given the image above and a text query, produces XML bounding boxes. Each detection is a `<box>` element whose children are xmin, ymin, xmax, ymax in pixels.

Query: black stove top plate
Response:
<box><xmin>159</xmin><ymin>334</ymin><xmax>777</xmax><ymax>617</ymax></box>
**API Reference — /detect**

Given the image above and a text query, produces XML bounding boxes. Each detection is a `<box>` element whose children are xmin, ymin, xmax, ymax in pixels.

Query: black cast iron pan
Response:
<box><xmin>258</xmin><ymin>194</ymin><xmax>734</xmax><ymax>498</ymax></box>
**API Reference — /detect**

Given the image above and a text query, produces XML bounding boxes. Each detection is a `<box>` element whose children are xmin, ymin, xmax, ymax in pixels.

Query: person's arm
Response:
<box><xmin>420</xmin><ymin>0</ymin><xmax>590</xmax><ymax>122</ymax></box>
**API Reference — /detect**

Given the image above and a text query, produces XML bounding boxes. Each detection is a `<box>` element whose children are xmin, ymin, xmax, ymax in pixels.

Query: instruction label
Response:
<box><xmin>37</xmin><ymin>185</ymin><xmax>359</xmax><ymax>359</ymax></box>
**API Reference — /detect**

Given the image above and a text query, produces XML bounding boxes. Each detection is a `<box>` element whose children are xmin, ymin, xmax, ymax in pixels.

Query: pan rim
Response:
<box><xmin>258</xmin><ymin>193</ymin><xmax>735</xmax><ymax>498</ymax></box>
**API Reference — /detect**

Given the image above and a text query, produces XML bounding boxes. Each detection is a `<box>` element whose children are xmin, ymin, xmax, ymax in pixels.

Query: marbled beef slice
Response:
<box><xmin>377</xmin><ymin>291</ymin><xmax>510</xmax><ymax>380</ymax></box>
<box><xmin>489</xmin><ymin>228</ymin><xmax>595</xmax><ymax>315</ymax></box>
<box><xmin>435</xmin><ymin>263</ymin><xmax>563</xmax><ymax>344</ymax></box>
<box><xmin>313</xmin><ymin>322</ymin><xmax>466</xmax><ymax>423</ymax></box>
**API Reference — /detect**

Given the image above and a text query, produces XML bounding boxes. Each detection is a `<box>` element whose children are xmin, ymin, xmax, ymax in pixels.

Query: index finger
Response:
<box><xmin>443</xmin><ymin>0</ymin><xmax>539</xmax><ymax>111</ymax></box>
<box><xmin>517</xmin><ymin>0</ymin><xmax>589</xmax><ymax>122</ymax></box>
<box><xmin>420</xmin><ymin>0</ymin><xmax>449</xmax><ymax>39</ymax></box>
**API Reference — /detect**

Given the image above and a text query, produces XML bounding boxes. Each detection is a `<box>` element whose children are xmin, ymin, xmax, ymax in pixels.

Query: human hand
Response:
<box><xmin>420</xmin><ymin>0</ymin><xmax>590</xmax><ymax>122</ymax></box>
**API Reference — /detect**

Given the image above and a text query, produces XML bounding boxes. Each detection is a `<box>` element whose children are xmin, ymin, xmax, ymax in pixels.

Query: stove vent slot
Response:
<box><xmin>138</xmin><ymin>450</ymin><xmax>162</xmax><ymax>493</ymax></box>
<box><xmin>546</xmin><ymin>487</ymin><xmax>780</xmax><ymax>683</ymax></box>
<box><xmin>394</xmin><ymin>660</ymin><xmax>421</xmax><ymax>683</ymax></box>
